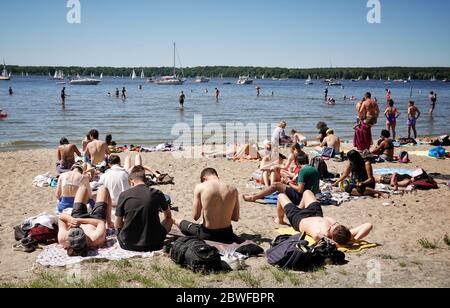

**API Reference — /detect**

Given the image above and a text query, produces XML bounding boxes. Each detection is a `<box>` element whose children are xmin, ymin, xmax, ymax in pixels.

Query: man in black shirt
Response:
<box><xmin>115</xmin><ymin>166</ymin><xmax>173</xmax><ymax>252</ymax></box>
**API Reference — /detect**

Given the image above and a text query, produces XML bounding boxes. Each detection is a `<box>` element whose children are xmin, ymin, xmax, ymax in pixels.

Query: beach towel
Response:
<box><xmin>374</xmin><ymin>168</ymin><xmax>414</xmax><ymax>176</ymax></box>
<box><xmin>275</xmin><ymin>228</ymin><xmax>379</xmax><ymax>253</ymax></box>
<box><xmin>353</xmin><ymin>123</ymin><xmax>372</xmax><ymax>151</ymax></box>
<box><xmin>36</xmin><ymin>238</ymin><xmax>162</xmax><ymax>268</ymax></box>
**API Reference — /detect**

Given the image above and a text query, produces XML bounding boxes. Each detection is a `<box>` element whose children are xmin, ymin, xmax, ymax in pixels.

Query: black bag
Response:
<box><xmin>310</xmin><ymin>238</ymin><xmax>346</xmax><ymax>265</ymax></box>
<box><xmin>170</xmin><ymin>237</ymin><xmax>222</xmax><ymax>273</ymax></box>
<box><xmin>266</xmin><ymin>233</ymin><xmax>313</xmax><ymax>270</ymax></box>
<box><xmin>310</xmin><ymin>157</ymin><xmax>332</xmax><ymax>179</ymax></box>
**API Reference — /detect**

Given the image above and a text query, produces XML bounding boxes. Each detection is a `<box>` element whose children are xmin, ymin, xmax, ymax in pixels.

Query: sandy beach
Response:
<box><xmin>0</xmin><ymin>143</ymin><xmax>449</xmax><ymax>288</ymax></box>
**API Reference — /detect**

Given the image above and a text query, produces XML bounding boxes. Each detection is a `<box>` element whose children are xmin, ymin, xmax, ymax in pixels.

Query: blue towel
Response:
<box><xmin>374</xmin><ymin>168</ymin><xmax>413</xmax><ymax>176</ymax></box>
<box><xmin>264</xmin><ymin>193</ymin><xmax>279</xmax><ymax>206</ymax></box>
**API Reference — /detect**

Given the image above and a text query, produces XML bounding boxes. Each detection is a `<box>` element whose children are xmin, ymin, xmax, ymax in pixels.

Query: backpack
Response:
<box><xmin>266</xmin><ymin>233</ymin><xmax>313</xmax><ymax>270</ymax></box>
<box><xmin>310</xmin><ymin>157</ymin><xmax>331</xmax><ymax>179</ymax></box>
<box><xmin>170</xmin><ymin>237</ymin><xmax>222</xmax><ymax>273</ymax></box>
<box><xmin>28</xmin><ymin>224</ymin><xmax>58</xmax><ymax>245</ymax></box>
<box><xmin>399</xmin><ymin>151</ymin><xmax>410</xmax><ymax>164</ymax></box>
<box><xmin>310</xmin><ymin>238</ymin><xmax>346</xmax><ymax>265</ymax></box>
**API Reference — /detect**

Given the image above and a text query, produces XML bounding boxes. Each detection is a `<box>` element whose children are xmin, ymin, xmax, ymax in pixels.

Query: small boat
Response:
<box><xmin>53</xmin><ymin>70</ymin><xmax>65</xmax><ymax>80</ymax></box>
<box><xmin>305</xmin><ymin>75</ymin><xmax>314</xmax><ymax>85</ymax></box>
<box><xmin>195</xmin><ymin>76</ymin><xmax>210</xmax><ymax>83</ymax></box>
<box><xmin>272</xmin><ymin>77</ymin><xmax>279</xmax><ymax>81</ymax></box>
<box><xmin>140</xmin><ymin>70</ymin><xmax>145</xmax><ymax>79</ymax></box>
<box><xmin>328</xmin><ymin>79</ymin><xmax>342</xmax><ymax>86</ymax></box>
<box><xmin>0</xmin><ymin>60</ymin><xmax>11</xmax><ymax>81</ymax></box>
<box><xmin>70</xmin><ymin>78</ymin><xmax>101</xmax><ymax>85</ymax></box>
<box><xmin>443</xmin><ymin>79</ymin><xmax>449</xmax><ymax>83</ymax></box>
<box><xmin>100</xmin><ymin>73</ymin><xmax>104</xmax><ymax>79</ymax></box>
<box><xmin>366</xmin><ymin>76</ymin><xmax>370</xmax><ymax>81</ymax></box>
<box><xmin>0</xmin><ymin>109</ymin><xmax>7</xmax><ymax>118</ymax></box>
<box><xmin>147</xmin><ymin>77</ymin><xmax>156</xmax><ymax>83</ymax></box>
<box><xmin>132</xmin><ymin>70</ymin><xmax>137</xmax><ymax>80</ymax></box>
<box><xmin>431</xmin><ymin>76</ymin><xmax>436</xmax><ymax>82</ymax></box>
<box><xmin>237</xmin><ymin>76</ymin><xmax>253</xmax><ymax>85</ymax></box>
<box><xmin>157</xmin><ymin>43</ymin><xmax>185</xmax><ymax>85</ymax></box>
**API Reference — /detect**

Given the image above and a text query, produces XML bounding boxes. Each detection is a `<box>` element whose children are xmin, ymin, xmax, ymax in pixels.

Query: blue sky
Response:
<box><xmin>0</xmin><ymin>0</ymin><xmax>449</xmax><ymax>68</ymax></box>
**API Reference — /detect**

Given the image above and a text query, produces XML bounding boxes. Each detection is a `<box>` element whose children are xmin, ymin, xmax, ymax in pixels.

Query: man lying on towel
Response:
<box><xmin>174</xmin><ymin>168</ymin><xmax>241</xmax><ymax>244</ymax></box>
<box><xmin>58</xmin><ymin>187</ymin><xmax>113</xmax><ymax>257</ymax></box>
<box><xmin>277</xmin><ymin>190</ymin><xmax>373</xmax><ymax>246</ymax></box>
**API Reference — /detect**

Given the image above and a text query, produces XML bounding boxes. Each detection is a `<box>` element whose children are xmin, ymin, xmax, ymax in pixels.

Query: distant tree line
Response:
<box><xmin>7</xmin><ymin>65</ymin><xmax>450</xmax><ymax>80</ymax></box>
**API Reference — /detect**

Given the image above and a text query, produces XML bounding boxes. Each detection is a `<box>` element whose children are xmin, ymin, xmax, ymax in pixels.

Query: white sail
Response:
<box><xmin>132</xmin><ymin>70</ymin><xmax>137</xmax><ymax>79</ymax></box>
<box><xmin>140</xmin><ymin>70</ymin><xmax>145</xmax><ymax>79</ymax></box>
<box><xmin>366</xmin><ymin>76</ymin><xmax>370</xmax><ymax>81</ymax></box>
<box><xmin>100</xmin><ymin>73</ymin><xmax>103</xmax><ymax>79</ymax></box>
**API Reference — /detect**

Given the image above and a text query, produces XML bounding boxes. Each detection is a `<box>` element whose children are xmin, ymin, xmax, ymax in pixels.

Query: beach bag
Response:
<box><xmin>310</xmin><ymin>238</ymin><xmax>346</xmax><ymax>265</ymax></box>
<box><xmin>266</xmin><ymin>233</ymin><xmax>313</xmax><ymax>270</ymax></box>
<box><xmin>412</xmin><ymin>179</ymin><xmax>438</xmax><ymax>190</ymax></box>
<box><xmin>429</xmin><ymin>146</ymin><xmax>446</xmax><ymax>158</ymax></box>
<box><xmin>399</xmin><ymin>151</ymin><xmax>410</xmax><ymax>164</ymax></box>
<box><xmin>28</xmin><ymin>224</ymin><xmax>58</xmax><ymax>245</ymax></box>
<box><xmin>321</xmin><ymin>147</ymin><xmax>336</xmax><ymax>159</ymax></box>
<box><xmin>310</xmin><ymin>157</ymin><xmax>331</xmax><ymax>179</ymax></box>
<box><xmin>170</xmin><ymin>237</ymin><xmax>222</xmax><ymax>273</ymax></box>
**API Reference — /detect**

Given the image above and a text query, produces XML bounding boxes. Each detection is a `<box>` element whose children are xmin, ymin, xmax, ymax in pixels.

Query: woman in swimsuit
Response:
<box><xmin>57</xmin><ymin>137</ymin><xmax>82</xmax><ymax>174</ymax></box>
<box><xmin>56</xmin><ymin>164</ymin><xmax>93</xmax><ymax>213</ymax></box>
<box><xmin>384</xmin><ymin>99</ymin><xmax>401</xmax><ymax>140</ymax></box>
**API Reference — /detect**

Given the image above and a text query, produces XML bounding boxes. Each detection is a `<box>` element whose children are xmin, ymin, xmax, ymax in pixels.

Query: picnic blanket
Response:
<box><xmin>36</xmin><ymin>238</ymin><xmax>163</xmax><ymax>267</ymax></box>
<box><xmin>275</xmin><ymin>228</ymin><xmax>379</xmax><ymax>253</ymax></box>
<box><xmin>408</xmin><ymin>151</ymin><xmax>431</xmax><ymax>157</ymax></box>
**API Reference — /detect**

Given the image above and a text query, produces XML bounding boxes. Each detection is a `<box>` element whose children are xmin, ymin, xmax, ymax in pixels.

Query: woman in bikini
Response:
<box><xmin>57</xmin><ymin>137</ymin><xmax>82</xmax><ymax>174</ymax></box>
<box><xmin>384</xmin><ymin>99</ymin><xmax>401</xmax><ymax>140</ymax></box>
<box><xmin>56</xmin><ymin>164</ymin><xmax>93</xmax><ymax>213</ymax></box>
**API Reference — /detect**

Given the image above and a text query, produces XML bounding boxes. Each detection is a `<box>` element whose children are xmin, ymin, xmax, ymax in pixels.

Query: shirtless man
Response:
<box><xmin>320</xmin><ymin>129</ymin><xmax>341</xmax><ymax>154</ymax></box>
<box><xmin>57</xmin><ymin>137</ymin><xmax>81</xmax><ymax>173</ymax></box>
<box><xmin>85</xmin><ymin>129</ymin><xmax>110</xmax><ymax>166</ymax></box>
<box><xmin>429</xmin><ymin>91</ymin><xmax>437</xmax><ymax>116</ymax></box>
<box><xmin>58</xmin><ymin>186</ymin><xmax>112</xmax><ymax>256</ymax></box>
<box><xmin>277</xmin><ymin>191</ymin><xmax>373</xmax><ymax>246</ymax></box>
<box><xmin>215</xmin><ymin>88</ymin><xmax>220</xmax><ymax>101</ymax></box>
<box><xmin>408</xmin><ymin>101</ymin><xmax>421</xmax><ymax>139</ymax></box>
<box><xmin>371</xmin><ymin>130</ymin><xmax>394</xmax><ymax>162</ymax></box>
<box><xmin>359</xmin><ymin>92</ymin><xmax>380</xmax><ymax>127</ymax></box>
<box><xmin>174</xmin><ymin>168</ymin><xmax>240</xmax><ymax>244</ymax></box>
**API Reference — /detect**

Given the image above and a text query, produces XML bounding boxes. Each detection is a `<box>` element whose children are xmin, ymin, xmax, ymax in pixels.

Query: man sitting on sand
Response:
<box><xmin>243</xmin><ymin>164</ymin><xmax>320</xmax><ymax>206</ymax></box>
<box><xmin>371</xmin><ymin>130</ymin><xmax>395</xmax><ymax>162</ymax></box>
<box><xmin>276</xmin><ymin>191</ymin><xmax>373</xmax><ymax>246</ymax></box>
<box><xmin>58</xmin><ymin>186</ymin><xmax>113</xmax><ymax>256</ymax></box>
<box><xmin>115</xmin><ymin>166</ymin><xmax>173</xmax><ymax>252</ymax></box>
<box><xmin>98</xmin><ymin>155</ymin><xmax>131</xmax><ymax>207</ymax></box>
<box><xmin>174</xmin><ymin>168</ymin><xmax>241</xmax><ymax>244</ymax></box>
<box><xmin>291</xmin><ymin>129</ymin><xmax>308</xmax><ymax>147</ymax></box>
<box><xmin>85</xmin><ymin>129</ymin><xmax>110</xmax><ymax>166</ymax></box>
<box><xmin>319</xmin><ymin>129</ymin><xmax>341</xmax><ymax>157</ymax></box>
<box><xmin>272</xmin><ymin>121</ymin><xmax>292</xmax><ymax>147</ymax></box>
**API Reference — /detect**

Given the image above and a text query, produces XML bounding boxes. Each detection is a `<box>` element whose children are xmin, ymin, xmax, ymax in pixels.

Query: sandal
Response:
<box><xmin>13</xmin><ymin>237</ymin><xmax>38</xmax><ymax>253</ymax></box>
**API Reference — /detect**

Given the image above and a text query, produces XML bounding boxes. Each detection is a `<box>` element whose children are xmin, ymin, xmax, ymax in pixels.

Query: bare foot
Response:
<box><xmin>274</xmin><ymin>217</ymin><xmax>290</xmax><ymax>226</ymax></box>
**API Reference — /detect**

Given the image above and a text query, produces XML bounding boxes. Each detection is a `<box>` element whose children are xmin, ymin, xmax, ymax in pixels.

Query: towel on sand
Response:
<box><xmin>275</xmin><ymin>228</ymin><xmax>379</xmax><ymax>253</ymax></box>
<box><xmin>374</xmin><ymin>168</ymin><xmax>413</xmax><ymax>176</ymax></box>
<box><xmin>36</xmin><ymin>238</ymin><xmax>162</xmax><ymax>268</ymax></box>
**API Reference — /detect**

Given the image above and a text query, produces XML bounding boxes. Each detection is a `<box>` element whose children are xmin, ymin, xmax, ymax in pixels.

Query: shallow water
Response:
<box><xmin>0</xmin><ymin>76</ymin><xmax>449</xmax><ymax>151</ymax></box>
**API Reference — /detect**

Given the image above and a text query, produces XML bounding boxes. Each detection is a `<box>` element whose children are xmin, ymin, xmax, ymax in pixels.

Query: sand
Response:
<box><xmin>0</xmin><ymin>145</ymin><xmax>449</xmax><ymax>288</ymax></box>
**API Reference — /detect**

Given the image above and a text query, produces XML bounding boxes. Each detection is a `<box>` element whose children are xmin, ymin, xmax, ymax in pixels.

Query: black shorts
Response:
<box><xmin>345</xmin><ymin>182</ymin><xmax>376</xmax><ymax>195</ymax></box>
<box><xmin>284</xmin><ymin>202</ymin><xmax>323</xmax><ymax>232</ymax></box>
<box><xmin>179</xmin><ymin>221</ymin><xmax>240</xmax><ymax>244</ymax></box>
<box><xmin>72</xmin><ymin>202</ymin><xmax>107</xmax><ymax>221</ymax></box>
<box><xmin>285</xmin><ymin>186</ymin><xmax>302</xmax><ymax>205</ymax></box>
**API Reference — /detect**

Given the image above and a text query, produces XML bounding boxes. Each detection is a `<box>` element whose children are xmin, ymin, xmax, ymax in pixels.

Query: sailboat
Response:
<box><xmin>366</xmin><ymin>76</ymin><xmax>370</xmax><ymax>81</ymax></box>
<box><xmin>305</xmin><ymin>75</ymin><xmax>313</xmax><ymax>85</ymax></box>
<box><xmin>431</xmin><ymin>76</ymin><xmax>436</xmax><ymax>82</ymax></box>
<box><xmin>100</xmin><ymin>73</ymin><xmax>103</xmax><ymax>79</ymax></box>
<box><xmin>53</xmin><ymin>70</ymin><xmax>65</xmax><ymax>80</ymax></box>
<box><xmin>195</xmin><ymin>76</ymin><xmax>210</xmax><ymax>83</ymax></box>
<box><xmin>140</xmin><ymin>70</ymin><xmax>145</xmax><ymax>79</ymax></box>
<box><xmin>157</xmin><ymin>43</ymin><xmax>184</xmax><ymax>85</ymax></box>
<box><xmin>131</xmin><ymin>70</ymin><xmax>137</xmax><ymax>80</ymax></box>
<box><xmin>0</xmin><ymin>60</ymin><xmax>11</xmax><ymax>81</ymax></box>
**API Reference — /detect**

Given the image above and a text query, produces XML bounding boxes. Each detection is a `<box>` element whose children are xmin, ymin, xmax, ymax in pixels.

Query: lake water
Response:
<box><xmin>0</xmin><ymin>76</ymin><xmax>449</xmax><ymax>151</ymax></box>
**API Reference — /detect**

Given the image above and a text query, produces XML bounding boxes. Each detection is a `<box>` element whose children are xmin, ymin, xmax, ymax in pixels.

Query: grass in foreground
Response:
<box><xmin>418</xmin><ymin>239</ymin><xmax>438</xmax><ymax>250</ymax></box>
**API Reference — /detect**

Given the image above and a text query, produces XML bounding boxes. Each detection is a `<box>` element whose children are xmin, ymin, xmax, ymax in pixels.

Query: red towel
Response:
<box><xmin>354</xmin><ymin>122</ymin><xmax>373</xmax><ymax>151</ymax></box>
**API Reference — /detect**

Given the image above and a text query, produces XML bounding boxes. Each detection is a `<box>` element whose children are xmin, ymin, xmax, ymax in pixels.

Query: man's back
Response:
<box><xmin>198</xmin><ymin>181</ymin><xmax>238</xmax><ymax>230</ymax></box>
<box><xmin>325</xmin><ymin>135</ymin><xmax>340</xmax><ymax>151</ymax></box>
<box><xmin>87</xmin><ymin>140</ymin><xmax>108</xmax><ymax>165</ymax></box>
<box><xmin>116</xmin><ymin>185</ymin><xmax>168</xmax><ymax>251</ymax></box>
<box><xmin>100</xmin><ymin>166</ymin><xmax>130</xmax><ymax>206</ymax></box>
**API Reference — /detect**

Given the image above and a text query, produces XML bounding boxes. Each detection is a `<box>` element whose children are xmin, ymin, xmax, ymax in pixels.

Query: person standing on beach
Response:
<box><xmin>324</xmin><ymin>88</ymin><xmax>329</xmax><ymax>101</ymax></box>
<box><xmin>359</xmin><ymin>92</ymin><xmax>380</xmax><ymax>127</ymax></box>
<box><xmin>8</xmin><ymin>87</ymin><xmax>13</xmax><ymax>96</ymax></box>
<box><xmin>384</xmin><ymin>99</ymin><xmax>401</xmax><ymax>140</ymax></box>
<box><xmin>122</xmin><ymin>87</ymin><xmax>127</xmax><ymax>100</ymax></box>
<box><xmin>215</xmin><ymin>88</ymin><xmax>220</xmax><ymax>101</ymax></box>
<box><xmin>408</xmin><ymin>101</ymin><xmax>421</xmax><ymax>139</ymax></box>
<box><xmin>61</xmin><ymin>87</ymin><xmax>66</xmax><ymax>106</ymax></box>
<box><xmin>429</xmin><ymin>91</ymin><xmax>437</xmax><ymax>116</ymax></box>
<box><xmin>179</xmin><ymin>91</ymin><xmax>186</xmax><ymax>109</ymax></box>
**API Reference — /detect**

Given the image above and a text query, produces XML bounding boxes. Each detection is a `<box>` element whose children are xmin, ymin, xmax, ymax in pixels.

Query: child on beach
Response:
<box><xmin>384</xmin><ymin>99</ymin><xmax>401</xmax><ymax>140</ymax></box>
<box><xmin>408</xmin><ymin>101</ymin><xmax>421</xmax><ymax>139</ymax></box>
